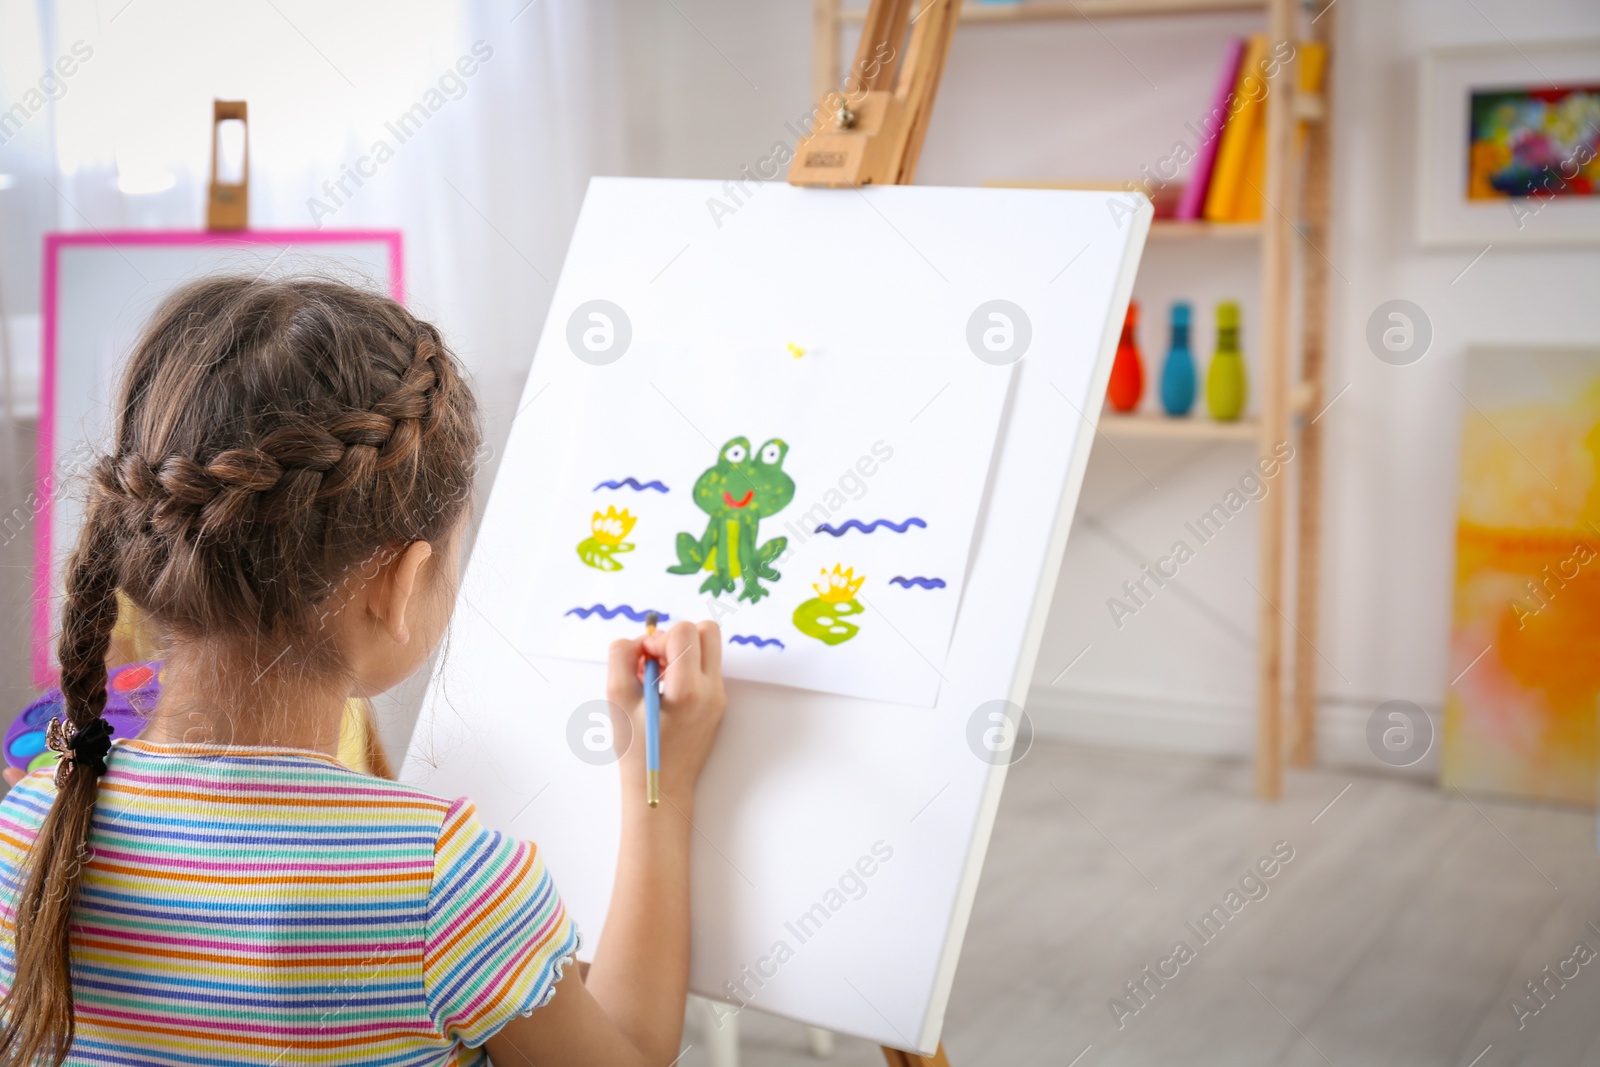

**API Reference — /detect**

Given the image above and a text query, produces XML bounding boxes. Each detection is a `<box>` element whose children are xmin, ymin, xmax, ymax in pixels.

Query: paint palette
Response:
<box><xmin>4</xmin><ymin>662</ymin><xmax>161</xmax><ymax>773</ymax></box>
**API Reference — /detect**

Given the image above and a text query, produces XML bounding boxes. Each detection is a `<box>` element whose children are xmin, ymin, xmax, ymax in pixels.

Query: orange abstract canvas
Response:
<box><xmin>1443</xmin><ymin>348</ymin><xmax>1600</xmax><ymax>808</ymax></box>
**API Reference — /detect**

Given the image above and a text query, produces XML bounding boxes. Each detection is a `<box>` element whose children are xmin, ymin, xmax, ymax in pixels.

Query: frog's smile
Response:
<box><xmin>724</xmin><ymin>489</ymin><xmax>755</xmax><ymax>509</ymax></box>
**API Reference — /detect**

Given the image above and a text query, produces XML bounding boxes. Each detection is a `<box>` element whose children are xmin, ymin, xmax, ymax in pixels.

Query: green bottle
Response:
<box><xmin>1206</xmin><ymin>300</ymin><xmax>1247</xmax><ymax>421</ymax></box>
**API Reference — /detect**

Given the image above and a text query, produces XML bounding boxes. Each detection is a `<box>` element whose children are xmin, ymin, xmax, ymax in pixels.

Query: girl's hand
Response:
<box><xmin>606</xmin><ymin>621</ymin><xmax>726</xmax><ymax>812</ymax></box>
<box><xmin>488</xmin><ymin>622</ymin><xmax>724</xmax><ymax>1067</ymax></box>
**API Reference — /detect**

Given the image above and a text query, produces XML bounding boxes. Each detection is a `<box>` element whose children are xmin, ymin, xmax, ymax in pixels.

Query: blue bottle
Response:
<box><xmin>1160</xmin><ymin>301</ymin><xmax>1197</xmax><ymax>416</ymax></box>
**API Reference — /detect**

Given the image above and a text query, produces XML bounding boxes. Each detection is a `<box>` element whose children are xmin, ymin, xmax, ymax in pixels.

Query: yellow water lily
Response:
<box><xmin>590</xmin><ymin>506</ymin><xmax>637</xmax><ymax>547</ymax></box>
<box><xmin>813</xmin><ymin>564</ymin><xmax>865</xmax><ymax>603</ymax></box>
<box><xmin>578</xmin><ymin>506</ymin><xmax>637</xmax><ymax>571</ymax></box>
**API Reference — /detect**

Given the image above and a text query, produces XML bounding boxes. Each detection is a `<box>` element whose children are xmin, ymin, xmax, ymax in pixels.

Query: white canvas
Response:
<box><xmin>406</xmin><ymin>177</ymin><xmax>1150</xmax><ymax>1052</ymax></box>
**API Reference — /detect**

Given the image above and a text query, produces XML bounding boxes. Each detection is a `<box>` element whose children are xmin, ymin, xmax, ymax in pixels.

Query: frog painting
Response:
<box><xmin>668</xmin><ymin>436</ymin><xmax>795</xmax><ymax>602</ymax></box>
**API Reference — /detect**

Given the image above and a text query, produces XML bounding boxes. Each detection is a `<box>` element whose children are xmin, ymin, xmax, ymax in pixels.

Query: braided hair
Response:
<box><xmin>0</xmin><ymin>277</ymin><xmax>481</xmax><ymax>1066</ymax></box>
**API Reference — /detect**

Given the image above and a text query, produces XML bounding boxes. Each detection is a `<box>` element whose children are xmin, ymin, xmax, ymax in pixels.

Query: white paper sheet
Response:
<box><xmin>512</xmin><ymin>213</ymin><xmax>1014</xmax><ymax>706</ymax></box>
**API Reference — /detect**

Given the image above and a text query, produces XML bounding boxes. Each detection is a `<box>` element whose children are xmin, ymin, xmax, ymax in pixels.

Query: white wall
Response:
<box><xmin>616</xmin><ymin>0</ymin><xmax>1600</xmax><ymax>772</ymax></box>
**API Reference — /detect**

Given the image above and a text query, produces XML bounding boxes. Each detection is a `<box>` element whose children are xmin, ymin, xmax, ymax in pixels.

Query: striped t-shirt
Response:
<box><xmin>0</xmin><ymin>739</ymin><xmax>580</xmax><ymax>1066</ymax></box>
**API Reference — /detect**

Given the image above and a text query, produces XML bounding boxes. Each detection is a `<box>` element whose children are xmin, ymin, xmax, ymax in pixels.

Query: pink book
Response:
<box><xmin>1177</xmin><ymin>38</ymin><xmax>1247</xmax><ymax>221</ymax></box>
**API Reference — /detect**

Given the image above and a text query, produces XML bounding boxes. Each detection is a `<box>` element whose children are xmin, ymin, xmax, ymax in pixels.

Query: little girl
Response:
<box><xmin>0</xmin><ymin>277</ymin><xmax>725</xmax><ymax>1066</ymax></box>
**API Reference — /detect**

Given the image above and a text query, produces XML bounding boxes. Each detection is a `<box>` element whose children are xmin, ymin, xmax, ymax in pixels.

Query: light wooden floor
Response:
<box><xmin>683</xmin><ymin>739</ymin><xmax>1600</xmax><ymax>1067</ymax></box>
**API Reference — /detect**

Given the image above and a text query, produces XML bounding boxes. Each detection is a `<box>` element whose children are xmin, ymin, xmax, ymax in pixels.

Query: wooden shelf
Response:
<box><xmin>1098</xmin><ymin>413</ymin><xmax>1259</xmax><ymax>440</ymax></box>
<box><xmin>1150</xmin><ymin>220</ymin><xmax>1261</xmax><ymax>240</ymax></box>
<box><xmin>813</xmin><ymin>0</ymin><xmax>1333</xmax><ymax>801</ymax></box>
<box><xmin>982</xmin><ymin>185</ymin><xmax>1262</xmax><ymax>239</ymax></box>
<box><xmin>841</xmin><ymin>0</ymin><xmax>1266</xmax><ymax>23</ymax></box>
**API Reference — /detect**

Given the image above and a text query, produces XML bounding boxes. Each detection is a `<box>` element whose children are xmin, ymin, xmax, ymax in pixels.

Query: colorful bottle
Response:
<box><xmin>1206</xmin><ymin>300</ymin><xmax>1247</xmax><ymax>421</ymax></box>
<box><xmin>1159</xmin><ymin>302</ymin><xmax>1196</xmax><ymax>416</ymax></box>
<box><xmin>1107</xmin><ymin>299</ymin><xmax>1143</xmax><ymax>413</ymax></box>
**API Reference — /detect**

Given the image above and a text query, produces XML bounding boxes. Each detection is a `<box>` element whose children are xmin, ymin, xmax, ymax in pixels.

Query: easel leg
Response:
<box><xmin>882</xmin><ymin>1044</ymin><xmax>950</xmax><ymax>1067</ymax></box>
<box><xmin>698</xmin><ymin>996</ymin><xmax>739</xmax><ymax>1067</ymax></box>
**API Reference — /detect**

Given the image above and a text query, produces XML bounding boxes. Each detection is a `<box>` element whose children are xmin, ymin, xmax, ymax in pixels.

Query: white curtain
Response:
<box><xmin>1</xmin><ymin>0</ymin><xmax>627</xmax><ymax>470</ymax></box>
<box><xmin>0</xmin><ymin>0</ymin><xmax>629</xmax><ymax>738</ymax></box>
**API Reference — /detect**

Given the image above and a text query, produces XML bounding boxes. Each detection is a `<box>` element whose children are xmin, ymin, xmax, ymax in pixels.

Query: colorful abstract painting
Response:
<box><xmin>1443</xmin><ymin>348</ymin><xmax>1600</xmax><ymax>808</ymax></box>
<box><xmin>1467</xmin><ymin>85</ymin><xmax>1600</xmax><ymax>200</ymax></box>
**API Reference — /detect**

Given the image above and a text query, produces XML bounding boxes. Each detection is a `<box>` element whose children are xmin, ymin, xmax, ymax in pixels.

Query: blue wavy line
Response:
<box><xmin>813</xmin><ymin>517</ymin><xmax>927</xmax><ymax>537</ymax></box>
<box><xmin>728</xmin><ymin>634</ymin><xmax>785</xmax><ymax>650</ymax></box>
<box><xmin>593</xmin><ymin>478</ymin><xmax>669</xmax><ymax>493</ymax></box>
<box><xmin>889</xmin><ymin>576</ymin><xmax>946</xmax><ymax>589</ymax></box>
<box><xmin>565</xmin><ymin>604</ymin><xmax>671</xmax><ymax>622</ymax></box>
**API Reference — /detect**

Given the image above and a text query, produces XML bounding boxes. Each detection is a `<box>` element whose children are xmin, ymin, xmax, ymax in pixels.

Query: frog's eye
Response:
<box><xmin>760</xmin><ymin>442</ymin><xmax>783</xmax><ymax>465</ymax></box>
<box><xmin>724</xmin><ymin>443</ymin><xmax>747</xmax><ymax>464</ymax></box>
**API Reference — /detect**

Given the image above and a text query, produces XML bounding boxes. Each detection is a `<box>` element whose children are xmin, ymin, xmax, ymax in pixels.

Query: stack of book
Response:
<box><xmin>1175</xmin><ymin>35</ymin><xmax>1327</xmax><ymax>223</ymax></box>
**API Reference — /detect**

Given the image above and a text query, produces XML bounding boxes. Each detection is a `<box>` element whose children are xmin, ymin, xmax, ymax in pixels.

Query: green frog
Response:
<box><xmin>668</xmin><ymin>436</ymin><xmax>795</xmax><ymax>602</ymax></box>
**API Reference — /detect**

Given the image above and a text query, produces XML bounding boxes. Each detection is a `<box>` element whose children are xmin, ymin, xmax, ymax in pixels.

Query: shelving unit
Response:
<box><xmin>1097</xmin><ymin>413</ymin><xmax>1261</xmax><ymax>442</ymax></box>
<box><xmin>811</xmin><ymin>0</ymin><xmax>1335</xmax><ymax>798</ymax></box>
<box><xmin>1147</xmin><ymin>220</ymin><xmax>1263</xmax><ymax>240</ymax></box>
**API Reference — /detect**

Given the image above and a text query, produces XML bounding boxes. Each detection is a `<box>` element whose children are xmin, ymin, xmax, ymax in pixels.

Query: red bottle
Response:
<box><xmin>1108</xmin><ymin>299</ymin><xmax>1143</xmax><ymax>413</ymax></box>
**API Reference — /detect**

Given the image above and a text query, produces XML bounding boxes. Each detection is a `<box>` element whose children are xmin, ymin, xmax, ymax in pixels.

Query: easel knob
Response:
<box><xmin>207</xmin><ymin>99</ymin><xmax>249</xmax><ymax>231</ymax></box>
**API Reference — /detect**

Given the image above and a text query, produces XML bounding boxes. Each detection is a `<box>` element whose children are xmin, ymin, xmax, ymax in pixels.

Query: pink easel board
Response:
<box><xmin>33</xmin><ymin>229</ymin><xmax>404</xmax><ymax>685</ymax></box>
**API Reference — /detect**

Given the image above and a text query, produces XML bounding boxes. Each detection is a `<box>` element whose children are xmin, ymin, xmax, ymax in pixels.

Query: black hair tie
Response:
<box><xmin>46</xmin><ymin>716</ymin><xmax>115</xmax><ymax>788</ymax></box>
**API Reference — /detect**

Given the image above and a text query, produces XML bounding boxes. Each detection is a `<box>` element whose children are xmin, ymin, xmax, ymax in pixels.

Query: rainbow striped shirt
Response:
<box><xmin>0</xmin><ymin>740</ymin><xmax>579</xmax><ymax>1065</ymax></box>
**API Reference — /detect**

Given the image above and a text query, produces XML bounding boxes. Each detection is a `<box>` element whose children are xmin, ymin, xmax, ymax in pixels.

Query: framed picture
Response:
<box><xmin>34</xmin><ymin>229</ymin><xmax>403</xmax><ymax>684</ymax></box>
<box><xmin>1418</xmin><ymin>41</ymin><xmax>1600</xmax><ymax>247</ymax></box>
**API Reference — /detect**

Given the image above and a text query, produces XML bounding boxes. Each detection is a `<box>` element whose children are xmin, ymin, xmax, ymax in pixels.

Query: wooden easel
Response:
<box><xmin>786</xmin><ymin>0</ymin><xmax>960</xmax><ymax>187</ymax></box>
<box><xmin>207</xmin><ymin>99</ymin><xmax>249</xmax><ymax>230</ymax></box>
<box><xmin>789</xmin><ymin>4</ymin><xmax>959</xmax><ymax>1063</ymax></box>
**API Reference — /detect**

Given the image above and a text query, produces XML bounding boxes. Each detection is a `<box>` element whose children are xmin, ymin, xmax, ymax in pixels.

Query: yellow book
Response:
<box><xmin>1299</xmin><ymin>41</ymin><xmax>1328</xmax><ymax>93</ymax></box>
<box><xmin>1292</xmin><ymin>40</ymin><xmax>1329</xmax><ymax>163</ymax></box>
<box><xmin>1234</xmin><ymin>123</ymin><xmax>1266</xmax><ymax>222</ymax></box>
<box><xmin>1204</xmin><ymin>34</ymin><xmax>1269</xmax><ymax>221</ymax></box>
<box><xmin>1232</xmin><ymin>40</ymin><xmax>1328</xmax><ymax>222</ymax></box>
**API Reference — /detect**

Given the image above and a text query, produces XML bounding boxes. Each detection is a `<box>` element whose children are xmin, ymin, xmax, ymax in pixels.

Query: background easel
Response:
<box><xmin>788</xmin><ymin>4</ymin><xmax>959</xmax><ymax>1064</ymax></box>
<box><xmin>92</xmin><ymin>100</ymin><xmax>396</xmax><ymax>779</ymax></box>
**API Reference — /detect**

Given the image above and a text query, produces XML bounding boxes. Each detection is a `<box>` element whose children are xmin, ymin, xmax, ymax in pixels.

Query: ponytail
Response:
<box><xmin>0</xmin><ymin>487</ymin><xmax>122</xmax><ymax>1067</ymax></box>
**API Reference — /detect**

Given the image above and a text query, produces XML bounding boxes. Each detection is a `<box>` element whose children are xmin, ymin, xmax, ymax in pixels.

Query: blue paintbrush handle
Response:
<box><xmin>644</xmin><ymin>656</ymin><xmax>661</xmax><ymax>807</ymax></box>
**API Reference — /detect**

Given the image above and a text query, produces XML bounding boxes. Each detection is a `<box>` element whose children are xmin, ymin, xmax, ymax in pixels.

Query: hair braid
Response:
<box><xmin>0</xmin><ymin>481</ymin><xmax>123</xmax><ymax>1066</ymax></box>
<box><xmin>112</xmin><ymin>320</ymin><xmax>454</xmax><ymax>536</ymax></box>
<box><xmin>103</xmin><ymin>291</ymin><xmax>463</xmax><ymax>557</ymax></box>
